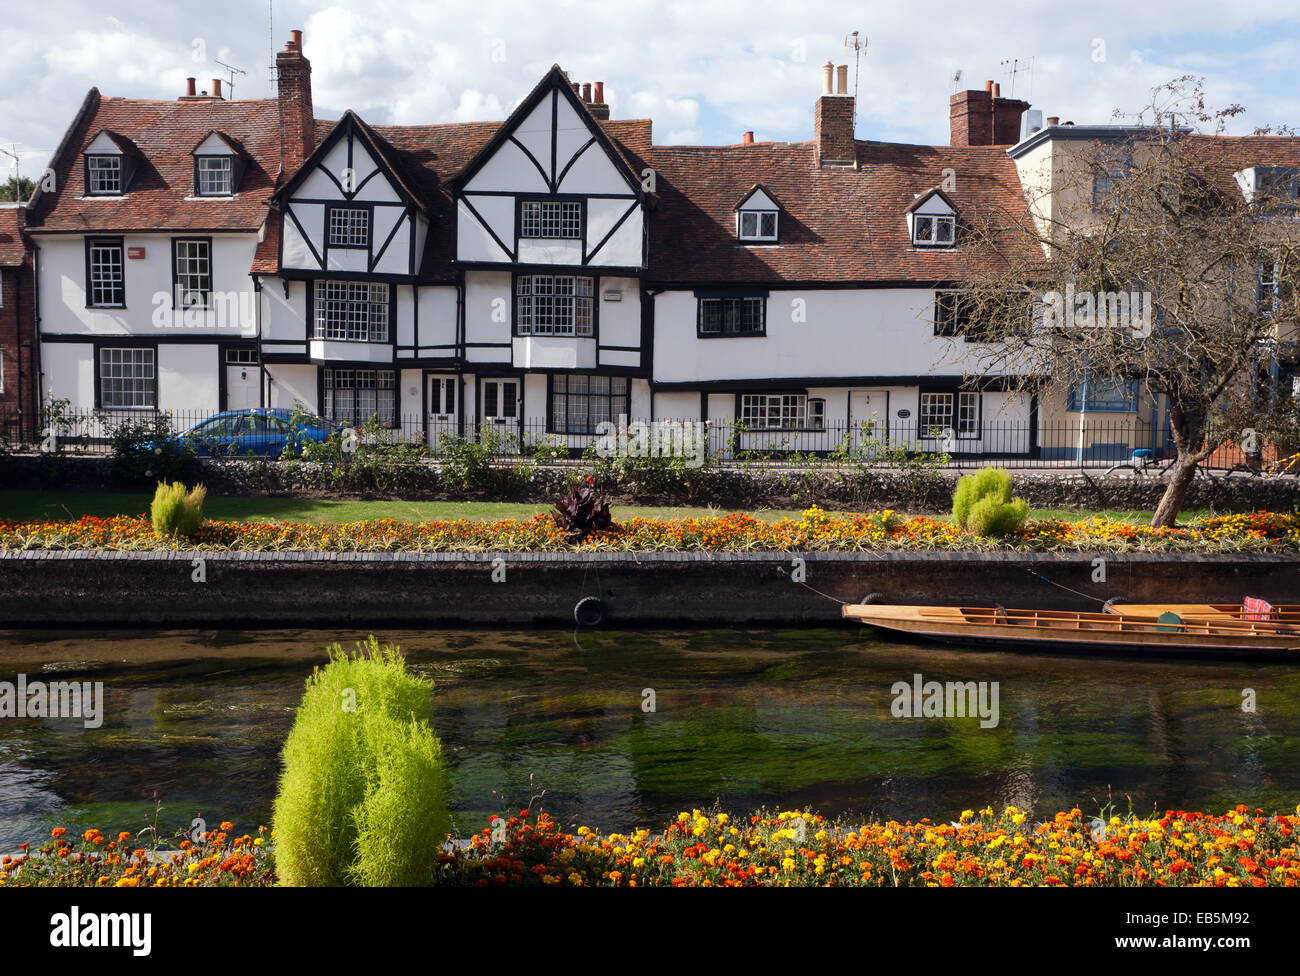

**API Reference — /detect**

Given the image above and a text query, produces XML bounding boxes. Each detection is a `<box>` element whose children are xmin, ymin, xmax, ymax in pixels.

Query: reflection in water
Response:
<box><xmin>0</xmin><ymin>626</ymin><xmax>1298</xmax><ymax>850</ymax></box>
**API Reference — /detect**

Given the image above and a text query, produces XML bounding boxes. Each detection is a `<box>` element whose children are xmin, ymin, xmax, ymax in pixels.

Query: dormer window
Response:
<box><xmin>196</xmin><ymin>156</ymin><xmax>233</xmax><ymax>196</ymax></box>
<box><xmin>191</xmin><ymin>132</ymin><xmax>246</xmax><ymax>197</ymax></box>
<box><xmin>738</xmin><ymin>209</ymin><xmax>778</xmax><ymax>241</ymax></box>
<box><xmin>734</xmin><ymin>185</ymin><xmax>781</xmax><ymax>243</ymax></box>
<box><xmin>86</xmin><ymin>156</ymin><xmax>122</xmax><ymax>195</ymax></box>
<box><xmin>913</xmin><ymin>214</ymin><xmax>955</xmax><ymax>246</ymax></box>
<box><xmin>907</xmin><ymin>187</ymin><xmax>958</xmax><ymax>248</ymax></box>
<box><xmin>1237</xmin><ymin>166</ymin><xmax>1299</xmax><ymax>209</ymax></box>
<box><xmin>83</xmin><ymin>130</ymin><xmax>137</xmax><ymax>196</ymax></box>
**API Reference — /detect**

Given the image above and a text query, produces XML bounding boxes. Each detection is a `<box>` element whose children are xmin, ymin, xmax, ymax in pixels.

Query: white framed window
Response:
<box><xmin>99</xmin><ymin>347</ymin><xmax>155</xmax><ymax>409</ymax></box>
<box><xmin>88</xmin><ymin>239</ymin><xmax>125</xmax><ymax>307</ymax></box>
<box><xmin>1259</xmin><ymin>258</ymin><xmax>1281</xmax><ymax>316</ymax></box>
<box><xmin>196</xmin><ymin>156</ymin><xmax>233</xmax><ymax>195</ymax></box>
<box><xmin>738</xmin><ymin>209</ymin><xmax>778</xmax><ymax>241</ymax></box>
<box><xmin>516</xmin><ymin>275</ymin><xmax>594</xmax><ymax>336</ymax></box>
<box><xmin>226</xmin><ymin>348</ymin><xmax>257</xmax><ymax>364</ymax></box>
<box><xmin>550</xmin><ymin>374</ymin><xmax>630</xmax><ymax>434</ymax></box>
<box><xmin>324</xmin><ymin>368</ymin><xmax>395</xmax><ymax>427</ymax></box>
<box><xmin>740</xmin><ymin>393</ymin><xmax>822</xmax><ymax>430</ymax></box>
<box><xmin>173</xmin><ymin>239</ymin><xmax>212</xmax><ymax>308</ymax></box>
<box><xmin>520</xmin><ymin>200</ymin><xmax>581</xmax><ymax>239</ymax></box>
<box><xmin>919</xmin><ymin>391</ymin><xmax>979</xmax><ymax>438</ymax></box>
<box><xmin>86</xmin><ymin>155</ymin><xmax>122</xmax><ymax>194</ymax></box>
<box><xmin>328</xmin><ymin>207</ymin><xmax>370</xmax><ymax>248</ymax></box>
<box><xmin>313</xmin><ymin>280</ymin><xmax>390</xmax><ymax>342</ymax></box>
<box><xmin>913</xmin><ymin>214</ymin><xmax>955</xmax><ymax>246</ymax></box>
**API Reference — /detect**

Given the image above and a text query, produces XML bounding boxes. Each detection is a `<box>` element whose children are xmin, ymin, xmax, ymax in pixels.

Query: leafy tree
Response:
<box><xmin>0</xmin><ymin>176</ymin><xmax>34</xmax><ymax>203</ymax></box>
<box><xmin>960</xmin><ymin>76</ymin><xmax>1300</xmax><ymax>526</ymax></box>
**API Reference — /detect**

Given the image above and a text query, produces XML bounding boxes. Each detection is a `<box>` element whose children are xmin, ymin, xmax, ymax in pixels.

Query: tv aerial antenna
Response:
<box><xmin>215</xmin><ymin>59</ymin><xmax>248</xmax><ymax>100</ymax></box>
<box><xmin>844</xmin><ymin>31</ymin><xmax>867</xmax><ymax>132</ymax></box>
<box><xmin>1000</xmin><ymin>57</ymin><xmax>1035</xmax><ymax>99</ymax></box>
<box><xmin>0</xmin><ymin>145</ymin><xmax>21</xmax><ymax>197</ymax></box>
<box><xmin>951</xmin><ymin>69</ymin><xmax>963</xmax><ymax>92</ymax></box>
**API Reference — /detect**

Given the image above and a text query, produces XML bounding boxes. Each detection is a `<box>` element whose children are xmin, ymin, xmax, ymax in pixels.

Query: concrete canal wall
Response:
<box><xmin>1</xmin><ymin>550</ymin><xmax>1296</xmax><ymax>627</ymax></box>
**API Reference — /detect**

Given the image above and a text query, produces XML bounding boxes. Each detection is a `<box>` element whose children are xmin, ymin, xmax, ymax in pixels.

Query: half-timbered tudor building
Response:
<box><xmin>25</xmin><ymin>30</ymin><xmax>1300</xmax><ymax>460</ymax></box>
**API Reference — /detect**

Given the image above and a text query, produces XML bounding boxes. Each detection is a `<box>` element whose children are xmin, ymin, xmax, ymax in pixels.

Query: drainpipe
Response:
<box><xmin>456</xmin><ymin>275</ymin><xmax>465</xmax><ymax>438</ymax></box>
<box><xmin>254</xmin><ymin>276</ymin><xmax>265</xmax><ymax>408</ymax></box>
<box><xmin>1076</xmin><ymin>375</ymin><xmax>1088</xmax><ymax>468</ymax></box>
<box><xmin>31</xmin><ymin>239</ymin><xmax>42</xmax><ymax>437</ymax></box>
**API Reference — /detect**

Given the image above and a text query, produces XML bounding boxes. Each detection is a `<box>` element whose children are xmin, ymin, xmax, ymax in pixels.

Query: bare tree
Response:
<box><xmin>958</xmin><ymin>77</ymin><xmax>1300</xmax><ymax>526</ymax></box>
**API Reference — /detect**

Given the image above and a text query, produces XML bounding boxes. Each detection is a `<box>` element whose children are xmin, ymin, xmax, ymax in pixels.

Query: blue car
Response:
<box><xmin>177</xmin><ymin>408</ymin><xmax>340</xmax><ymax>457</ymax></box>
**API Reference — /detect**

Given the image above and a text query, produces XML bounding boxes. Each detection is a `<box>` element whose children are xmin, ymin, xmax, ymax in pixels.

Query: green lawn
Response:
<box><xmin>0</xmin><ymin>490</ymin><xmax>1197</xmax><ymax>526</ymax></box>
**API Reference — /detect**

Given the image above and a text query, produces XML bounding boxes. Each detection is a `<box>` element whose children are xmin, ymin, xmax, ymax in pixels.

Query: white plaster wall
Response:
<box><xmin>261</xmin><ymin>279</ymin><xmax>307</xmax><ymax>342</ymax></box>
<box><xmin>41</xmin><ymin>342</ymin><xmax>95</xmax><ymax>409</ymax></box>
<box><xmin>38</xmin><ymin>233</ymin><xmax>258</xmax><ymax>337</ymax></box>
<box><xmin>158</xmin><ymin>344</ymin><xmax>219</xmax><ymax>415</ymax></box>
<box><xmin>652</xmin><ymin>288</ymin><xmax>999</xmax><ymax>383</ymax></box>
<box><xmin>266</xmin><ymin>363</ymin><xmax>318</xmax><ymax>413</ymax></box>
<box><xmin>457</xmin><ymin>198</ymin><xmax>513</xmax><ymax>263</ymax></box>
<box><xmin>464</xmin><ymin>271</ymin><xmax>513</xmax><ymax>364</ymax></box>
<box><xmin>416</xmin><ymin>285</ymin><xmax>458</xmax><ymax>353</ymax></box>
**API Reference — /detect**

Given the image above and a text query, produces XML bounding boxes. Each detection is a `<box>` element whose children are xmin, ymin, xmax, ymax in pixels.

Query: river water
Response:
<box><xmin>0</xmin><ymin>626</ymin><xmax>1297</xmax><ymax>850</ymax></box>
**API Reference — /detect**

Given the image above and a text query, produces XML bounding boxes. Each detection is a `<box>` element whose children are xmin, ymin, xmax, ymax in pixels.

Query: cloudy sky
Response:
<box><xmin>4</xmin><ymin>0</ymin><xmax>1299</xmax><ymax>178</ymax></box>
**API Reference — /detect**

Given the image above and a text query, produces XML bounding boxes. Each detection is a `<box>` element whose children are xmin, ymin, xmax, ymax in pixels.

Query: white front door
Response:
<box><xmin>848</xmin><ymin>389</ymin><xmax>887</xmax><ymax>454</ymax></box>
<box><xmin>426</xmin><ymin>374</ymin><xmax>458</xmax><ymax>449</ymax></box>
<box><xmin>481</xmin><ymin>378</ymin><xmax>521</xmax><ymax>452</ymax></box>
<box><xmin>224</xmin><ymin>359</ymin><xmax>259</xmax><ymax>411</ymax></box>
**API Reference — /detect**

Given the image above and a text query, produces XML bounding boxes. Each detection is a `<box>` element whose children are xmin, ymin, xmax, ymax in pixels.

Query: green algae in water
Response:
<box><xmin>1</xmin><ymin>626</ymin><xmax>1299</xmax><ymax>850</ymax></box>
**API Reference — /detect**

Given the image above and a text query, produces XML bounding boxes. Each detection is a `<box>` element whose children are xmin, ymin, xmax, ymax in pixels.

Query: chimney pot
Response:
<box><xmin>822</xmin><ymin>61</ymin><xmax>834</xmax><ymax>95</ymax></box>
<box><xmin>212</xmin><ymin>79</ymin><xmax>223</xmax><ymax>99</ymax></box>
<box><xmin>1046</xmin><ymin>116</ymin><xmax>1059</xmax><ymax>126</ymax></box>
<box><xmin>984</xmin><ymin>79</ymin><xmax>994</xmax><ymax>92</ymax></box>
<box><xmin>185</xmin><ymin>77</ymin><xmax>196</xmax><ymax>97</ymax></box>
<box><xmin>276</xmin><ymin>27</ymin><xmax>314</xmax><ymax>172</ymax></box>
<box><xmin>593</xmin><ymin>81</ymin><xmax>604</xmax><ymax>103</ymax></box>
<box><xmin>742</xmin><ymin>130</ymin><xmax>754</xmax><ymax>145</ymax></box>
<box><xmin>836</xmin><ymin>64</ymin><xmax>848</xmax><ymax>95</ymax></box>
<box><xmin>992</xmin><ymin>81</ymin><xmax>1001</xmax><ymax>98</ymax></box>
<box><xmin>582</xmin><ymin>82</ymin><xmax>592</xmax><ymax>102</ymax></box>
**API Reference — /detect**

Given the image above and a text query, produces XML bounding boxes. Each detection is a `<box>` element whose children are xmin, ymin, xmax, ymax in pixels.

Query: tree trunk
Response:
<box><xmin>1150</xmin><ymin>457</ymin><xmax>1198</xmax><ymax>527</ymax></box>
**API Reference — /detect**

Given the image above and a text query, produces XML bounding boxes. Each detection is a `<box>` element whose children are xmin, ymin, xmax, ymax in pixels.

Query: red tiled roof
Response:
<box><xmin>29</xmin><ymin>91</ymin><xmax>281</xmax><ymax>234</ymax></box>
<box><xmin>635</xmin><ymin>139</ymin><xmax>1032</xmax><ymax>283</ymax></box>
<box><xmin>0</xmin><ymin>207</ymin><xmax>27</xmax><ymax>266</ymax></box>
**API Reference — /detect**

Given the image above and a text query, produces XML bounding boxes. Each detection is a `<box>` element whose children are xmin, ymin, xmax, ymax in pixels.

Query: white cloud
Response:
<box><xmin>2</xmin><ymin>0</ymin><xmax>1299</xmax><ymax>182</ymax></box>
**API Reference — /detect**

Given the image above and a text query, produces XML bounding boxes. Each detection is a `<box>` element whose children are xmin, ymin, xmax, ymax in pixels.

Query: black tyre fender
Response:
<box><xmin>862</xmin><ymin>592</ymin><xmax>887</xmax><ymax>605</ymax></box>
<box><xmin>574</xmin><ymin>596</ymin><xmax>605</xmax><ymax>628</ymax></box>
<box><xmin>1102</xmin><ymin>596</ymin><xmax>1128</xmax><ymax>613</ymax></box>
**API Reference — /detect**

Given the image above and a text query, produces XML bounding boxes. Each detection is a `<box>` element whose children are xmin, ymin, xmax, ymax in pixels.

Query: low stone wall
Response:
<box><xmin>3</xmin><ymin>454</ymin><xmax>1300</xmax><ymax>513</ymax></box>
<box><xmin>2</xmin><ymin>550</ymin><xmax>1295</xmax><ymax>627</ymax></box>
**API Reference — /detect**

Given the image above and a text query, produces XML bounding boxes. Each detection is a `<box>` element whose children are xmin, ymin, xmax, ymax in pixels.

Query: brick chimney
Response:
<box><xmin>276</xmin><ymin>29</ymin><xmax>314</xmax><ymax>173</ymax></box>
<box><xmin>588</xmin><ymin>81</ymin><xmax>609</xmax><ymax>121</ymax></box>
<box><xmin>814</xmin><ymin>62</ymin><xmax>855</xmax><ymax>166</ymax></box>
<box><xmin>950</xmin><ymin>80</ymin><xmax>1030</xmax><ymax>147</ymax></box>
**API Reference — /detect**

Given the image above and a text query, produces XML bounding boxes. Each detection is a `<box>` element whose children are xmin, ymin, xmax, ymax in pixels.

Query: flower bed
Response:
<box><xmin>1</xmin><ymin>824</ymin><xmax>272</xmax><ymax>887</ymax></box>
<box><xmin>2</xmin><ymin>508</ymin><xmax>1299</xmax><ymax>553</ymax></box>
<box><xmin>5</xmin><ymin>805</ymin><xmax>1297</xmax><ymax>887</ymax></box>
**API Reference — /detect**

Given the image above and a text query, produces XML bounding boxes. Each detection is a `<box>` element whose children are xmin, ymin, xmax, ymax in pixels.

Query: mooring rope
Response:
<box><xmin>777</xmin><ymin>565</ymin><xmax>850</xmax><ymax>606</ymax></box>
<box><xmin>1025</xmin><ymin>568</ymin><xmax>1108</xmax><ymax>606</ymax></box>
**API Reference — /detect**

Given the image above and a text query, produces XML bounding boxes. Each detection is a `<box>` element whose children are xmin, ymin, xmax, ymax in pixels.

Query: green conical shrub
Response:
<box><xmin>952</xmin><ymin>466</ymin><xmax>1029</xmax><ymax>538</ymax></box>
<box><xmin>273</xmin><ymin>637</ymin><xmax>449</xmax><ymax>887</ymax></box>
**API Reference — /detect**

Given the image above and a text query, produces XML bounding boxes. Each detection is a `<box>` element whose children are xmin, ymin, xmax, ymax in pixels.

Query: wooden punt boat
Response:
<box><xmin>1107</xmin><ymin>603</ymin><xmax>1300</xmax><ymax>622</ymax></box>
<box><xmin>842</xmin><ymin>603</ymin><xmax>1300</xmax><ymax>654</ymax></box>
